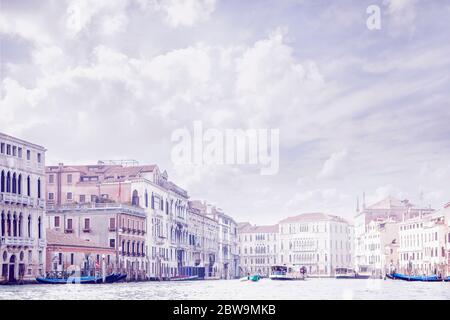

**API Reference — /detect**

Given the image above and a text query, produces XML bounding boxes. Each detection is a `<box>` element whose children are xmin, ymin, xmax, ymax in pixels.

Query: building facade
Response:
<box><xmin>398</xmin><ymin>203</ymin><xmax>450</xmax><ymax>276</ymax></box>
<box><xmin>45</xmin><ymin>201</ymin><xmax>147</xmax><ymax>280</ymax></box>
<box><xmin>46</xmin><ymin>229</ymin><xmax>115</xmax><ymax>277</ymax></box>
<box><xmin>360</xmin><ymin>219</ymin><xmax>399</xmax><ymax>277</ymax></box>
<box><xmin>354</xmin><ymin>196</ymin><xmax>434</xmax><ymax>274</ymax></box>
<box><xmin>238</xmin><ymin>223</ymin><xmax>279</xmax><ymax>276</ymax></box>
<box><xmin>45</xmin><ymin>162</ymin><xmax>192</xmax><ymax>280</ymax></box>
<box><xmin>278</xmin><ymin>213</ymin><xmax>353</xmax><ymax>276</ymax></box>
<box><xmin>186</xmin><ymin>203</ymin><xmax>219</xmax><ymax>278</ymax></box>
<box><xmin>1</xmin><ymin>132</ymin><xmax>46</xmax><ymax>284</ymax></box>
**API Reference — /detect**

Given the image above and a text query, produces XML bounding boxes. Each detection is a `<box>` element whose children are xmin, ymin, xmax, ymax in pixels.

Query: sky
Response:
<box><xmin>1</xmin><ymin>0</ymin><xmax>450</xmax><ymax>225</ymax></box>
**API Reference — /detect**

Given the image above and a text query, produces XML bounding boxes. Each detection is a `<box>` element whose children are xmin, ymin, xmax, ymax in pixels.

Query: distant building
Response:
<box><xmin>46</xmin><ymin>229</ymin><xmax>115</xmax><ymax>276</ymax></box>
<box><xmin>360</xmin><ymin>219</ymin><xmax>399</xmax><ymax>277</ymax></box>
<box><xmin>354</xmin><ymin>196</ymin><xmax>434</xmax><ymax>275</ymax></box>
<box><xmin>187</xmin><ymin>202</ymin><xmax>219</xmax><ymax>278</ymax></box>
<box><xmin>1</xmin><ymin>132</ymin><xmax>46</xmax><ymax>284</ymax></box>
<box><xmin>238</xmin><ymin>223</ymin><xmax>279</xmax><ymax>276</ymax></box>
<box><xmin>45</xmin><ymin>162</ymin><xmax>189</xmax><ymax>280</ymax></box>
<box><xmin>278</xmin><ymin>212</ymin><xmax>353</xmax><ymax>276</ymax></box>
<box><xmin>191</xmin><ymin>201</ymin><xmax>239</xmax><ymax>279</ymax></box>
<box><xmin>398</xmin><ymin>202</ymin><xmax>450</xmax><ymax>276</ymax></box>
<box><xmin>46</xmin><ymin>201</ymin><xmax>147</xmax><ymax>280</ymax></box>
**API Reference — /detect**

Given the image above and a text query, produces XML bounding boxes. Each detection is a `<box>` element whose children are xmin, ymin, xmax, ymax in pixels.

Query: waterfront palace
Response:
<box><xmin>1</xmin><ymin>131</ymin><xmax>450</xmax><ymax>284</ymax></box>
<box><xmin>1</xmin><ymin>133</ymin><xmax>46</xmax><ymax>283</ymax></box>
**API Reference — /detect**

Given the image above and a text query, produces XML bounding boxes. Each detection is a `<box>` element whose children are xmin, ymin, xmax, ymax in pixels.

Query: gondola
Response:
<box><xmin>36</xmin><ymin>275</ymin><xmax>99</xmax><ymax>284</ymax></box>
<box><xmin>386</xmin><ymin>273</ymin><xmax>448</xmax><ymax>282</ymax></box>
<box><xmin>36</xmin><ymin>273</ymin><xmax>125</xmax><ymax>284</ymax></box>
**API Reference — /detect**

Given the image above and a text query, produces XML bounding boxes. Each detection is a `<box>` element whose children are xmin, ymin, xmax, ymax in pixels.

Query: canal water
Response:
<box><xmin>1</xmin><ymin>278</ymin><xmax>449</xmax><ymax>300</ymax></box>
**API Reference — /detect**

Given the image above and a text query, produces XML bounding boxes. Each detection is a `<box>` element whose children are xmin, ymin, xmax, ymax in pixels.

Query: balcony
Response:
<box><xmin>0</xmin><ymin>192</ymin><xmax>36</xmax><ymax>207</ymax></box>
<box><xmin>108</xmin><ymin>227</ymin><xmax>117</xmax><ymax>232</ymax></box>
<box><xmin>46</xmin><ymin>202</ymin><xmax>146</xmax><ymax>217</ymax></box>
<box><xmin>82</xmin><ymin>228</ymin><xmax>91</xmax><ymax>233</ymax></box>
<box><xmin>64</xmin><ymin>228</ymin><xmax>73</xmax><ymax>234</ymax></box>
<box><xmin>0</xmin><ymin>236</ymin><xmax>34</xmax><ymax>247</ymax></box>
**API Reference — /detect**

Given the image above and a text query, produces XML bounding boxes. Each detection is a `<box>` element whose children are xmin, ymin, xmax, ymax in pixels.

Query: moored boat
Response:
<box><xmin>36</xmin><ymin>275</ymin><xmax>99</xmax><ymax>284</ymax></box>
<box><xmin>269</xmin><ymin>265</ymin><xmax>305</xmax><ymax>281</ymax></box>
<box><xmin>36</xmin><ymin>272</ymin><xmax>125</xmax><ymax>284</ymax></box>
<box><xmin>386</xmin><ymin>272</ymin><xmax>447</xmax><ymax>282</ymax></box>
<box><xmin>169</xmin><ymin>275</ymin><xmax>199</xmax><ymax>281</ymax></box>
<box><xmin>335</xmin><ymin>267</ymin><xmax>371</xmax><ymax>279</ymax></box>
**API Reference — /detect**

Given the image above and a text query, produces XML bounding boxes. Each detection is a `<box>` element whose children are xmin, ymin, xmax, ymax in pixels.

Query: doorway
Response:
<box><xmin>8</xmin><ymin>255</ymin><xmax>16</xmax><ymax>283</ymax></box>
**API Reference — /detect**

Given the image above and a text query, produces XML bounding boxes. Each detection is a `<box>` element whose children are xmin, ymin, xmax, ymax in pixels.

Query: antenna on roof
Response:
<box><xmin>98</xmin><ymin>159</ymin><xmax>139</xmax><ymax>167</ymax></box>
<box><xmin>363</xmin><ymin>192</ymin><xmax>366</xmax><ymax>209</ymax></box>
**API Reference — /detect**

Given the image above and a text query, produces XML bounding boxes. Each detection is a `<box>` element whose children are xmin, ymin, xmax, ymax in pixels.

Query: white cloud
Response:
<box><xmin>317</xmin><ymin>149</ymin><xmax>348</xmax><ymax>180</ymax></box>
<box><xmin>152</xmin><ymin>0</ymin><xmax>216</xmax><ymax>28</ymax></box>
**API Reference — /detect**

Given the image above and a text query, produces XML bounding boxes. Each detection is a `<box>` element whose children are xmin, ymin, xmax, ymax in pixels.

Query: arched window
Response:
<box><xmin>1</xmin><ymin>211</ymin><xmax>5</xmax><ymax>236</ymax></box>
<box><xmin>18</xmin><ymin>174</ymin><xmax>22</xmax><ymax>195</ymax></box>
<box><xmin>28</xmin><ymin>215</ymin><xmax>31</xmax><ymax>238</ymax></box>
<box><xmin>27</xmin><ymin>176</ymin><xmax>31</xmax><ymax>196</ymax></box>
<box><xmin>18</xmin><ymin>213</ymin><xmax>23</xmax><ymax>237</ymax></box>
<box><xmin>145</xmin><ymin>190</ymin><xmax>148</xmax><ymax>208</ymax></box>
<box><xmin>13</xmin><ymin>213</ymin><xmax>17</xmax><ymax>237</ymax></box>
<box><xmin>6</xmin><ymin>172</ymin><xmax>11</xmax><ymax>192</ymax></box>
<box><xmin>132</xmin><ymin>190</ymin><xmax>139</xmax><ymax>206</ymax></box>
<box><xmin>0</xmin><ymin>170</ymin><xmax>5</xmax><ymax>192</ymax></box>
<box><xmin>12</xmin><ymin>173</ymin><xmax>17</xmax><ymax>194</ymax></box>
<box><xmin>6</xmin><ymin>213</ymin><xmax>11</xmax><ymax>236</ymax></box>
<box><xmin>38</xmin><ymin>217</ymin><xmax>42</xmax><ymax>239</ymax></box>
<box><xmin>37</xmin><ymin>179</ymin><xmax>41</xmax><ymax>199</ymax></box>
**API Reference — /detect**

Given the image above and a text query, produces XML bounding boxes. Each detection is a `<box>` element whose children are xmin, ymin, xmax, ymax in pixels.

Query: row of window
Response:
<box><xmin>0</xmin><ymin>211</ymin><xmax>43</xmax><ymax>239</ymax></box>
<box><xmin>0</xmin><ymin>170</ymin><xmax>42</xmax><ymax>198</ymax></box>
<box><xmin>0</xmin><ymin>142</ymin><xmax>42</xmax><ymax>163</ymax></box>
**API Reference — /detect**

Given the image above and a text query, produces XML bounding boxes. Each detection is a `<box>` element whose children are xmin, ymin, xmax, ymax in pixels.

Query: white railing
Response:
<box><xmin>0</xmin><ymin>236</ymin><xmax>35</xmax><ymax>246</ymax></box>
<box><xmin>46</xmin><ymin>202</ymin><xmax>145</xmax><ymax>217</ymax></box>
<box><xmin>0</xmin><ymin>192</ymin><xmax>36</xmax><ymax>206</ymax></box>
<box><xmin>38</xmin><ymin>239</ymin><xmax>46</xmax><ymax>247</ymax></box>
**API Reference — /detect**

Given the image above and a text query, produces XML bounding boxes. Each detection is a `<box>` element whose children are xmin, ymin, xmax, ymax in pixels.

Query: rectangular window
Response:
<box><xmin>79</xmin><ymin>195</ymin><xmax>86</xmax><ymax>203</ymax></box>
<box><xmin>70</xmin><ymin>253</ymin><xmax>74</xmax><ymax>265</ymax></box>
<box><xmin>49</xmin><ymin>175</ymin><xmax>54</xmax><ymax>183</ymax></box>
<box><xmin>54</xmin><ymin>216</ymin><xmax>60</xmax><ymax>227</ymax></box>
<box><xmin>0</xmin><ymin>143</ymin><xmax>4</xmax><ymax>154</ymax></box>
<box><xmin>109</xmin><ymin>218</ymin><xmax>116</xmax><ymax>230</ymax></box>
<box><xmin>18</xmin><ymin>147</ymin><xmax>22</xmax><ymax>158</ymax></box>
<box><xmin>67</xmin><ymin>174</ymin><xmax>72</xmax><ymax>183</ymax></box>
<box><xmin>27</xmin><ymin>150</ymin><xmax>31</xmax><ymax>160</ymax></box>
<box><xmin>6</xmin><ymin>144</ymin><xmax>11</xmax><ymax>155</ymax></box>
<box><xmin>12</xmin><ymin>146</ymin><xmax>17</xmax><ymax>156</ymax></box>
<box><xmin>67</xmin><ymin>192</ymin><xmax>72</xmax><ymax>200</ymax></box>
<box><xmin>91</xmin><ymin>195</ymin><xmax>97</xmax><ymax>202</ymax></box>
<box><xmin>58</xmin><ymin>253</ymin><xmax>62</xmax><ymax>265</ymax></box>
<box><xmin>67</xmin><ymin>219</ymin><xmax>73</xmax><ymax>230</ymax></box>
<box><xmin>37</xmin><ymin>153</ymin><xmax>41</xmax><ymax>163</ymax></box>
<box><xmin>109</xmin><ymin>239</ymin><xmax>115</xmax><ymax>248</ymax></box>
<box><xmin>48</xmin><ymin>193</ymin><xmax>54</xmax><ymax>200</ymax></box>
<box><xmin>84</xmin><ymin>218</ymin><xmax>90</xmax><ymax>230</ymax></box>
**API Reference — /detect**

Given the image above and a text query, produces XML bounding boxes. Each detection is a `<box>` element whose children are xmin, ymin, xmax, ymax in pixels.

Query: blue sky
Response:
<box><xmin>1</xmin><ymin>0</ymin><xmax>449</xmax><ymax>224</ymax></box>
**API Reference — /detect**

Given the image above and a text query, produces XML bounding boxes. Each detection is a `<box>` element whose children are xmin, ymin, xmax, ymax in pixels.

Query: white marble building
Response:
<box><xmin>1</xmin><ymin>132</ymin><xmax>46</xmax><ymax>284</ymax></box>
<box><xmin>278</xmin><ymin>212</ymin><xmax>353</xmax><ymax>276</ymax></box>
